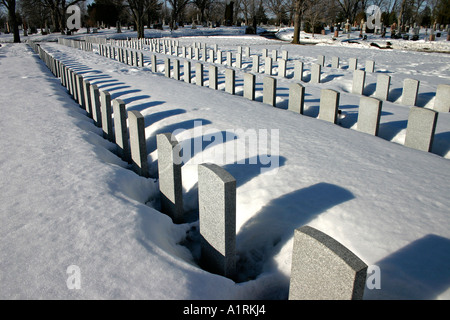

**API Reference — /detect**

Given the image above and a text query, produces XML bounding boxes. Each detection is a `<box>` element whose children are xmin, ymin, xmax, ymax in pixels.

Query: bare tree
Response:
<box><xmin>1</xmin><ymin>0</ymin><xmax>20</xmax><ymax>42</ymax></box>
<box><xmin>167</xmin><ymin>0</ymin><xmax>190</xmax><ymax>29</ymax></box>
<box><xmin>127</xmin><ymin>0</ymin><xmax>147</xmax><ymax>37</ymax></box>
<box><xmin>336</xmin><ymin>0</ymin><xmax>364</xmax><ymax>23</ymax></box>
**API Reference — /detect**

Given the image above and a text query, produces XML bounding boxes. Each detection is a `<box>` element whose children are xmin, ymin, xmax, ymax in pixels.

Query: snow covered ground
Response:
<box><xmin>1</xmin><ymin>26</ymin><xmax>450</xmax><ymax>300</ymax></box>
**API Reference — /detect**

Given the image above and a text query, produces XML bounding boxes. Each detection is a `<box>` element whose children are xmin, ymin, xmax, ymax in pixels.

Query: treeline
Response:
<box><xmin>1</xmin><ymin>0</ymin><xmax>449</xmax><ymax>42</ymax></box>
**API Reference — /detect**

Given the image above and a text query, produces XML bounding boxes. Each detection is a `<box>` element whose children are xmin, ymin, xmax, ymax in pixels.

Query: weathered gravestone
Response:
<box><xmin>265</xmin><ymin>57</ymin><xmax>273</xmax><ymax>75</ymax></box>
<box><xmin>90</xmin><ymin>84</ymin><xmax>102</xmax><ymax>127</ymax></box>
<box><xmin>278</xmin><ymin>59</ymin><xmax>287</xmax><ymax>78</ymax></box>
<box><xmin>357</xmin><ymin>96</ymin><xmax>382</xmax><ymax>136</ymax></box>
<box><xmin>263</xmin><ymin>76</ymin><xmax>277</xmax><ymax>106</ymax></box>
<box><xmin>209</xmin><ymin>65</ymin><xmax>218</xmax><ymax>90</ymax></box>
<box><xmin>113</xmin><ymin>99</ymin><xmax>131</xmax><ymax>162</ymax></box>
<box><xmin>365</xmin><ymin>60</ymin><xmax>375</xmax><ymax>73</ymax></box>
<box><xmin>402</xmin><ymin>78</ymin><xmax>420</xmax><ymax>106</ymax></box>
<box><xmin>151</xmin><ymin>55</ymin><xmax>157</xmax><ymax>73</ymax></box>
<box><xmin>173</xmin><ymin>59</ymin><xmax>180</xmax><ymax>80</ymax></box>
<box><xmin>375</xmin><ymin>74</ymin><xmax>391</xmax><ymax>101</ymax></box>
<box><xmin>349</xmin><ymin>58</ymin><xmax>358</xmax><ymax>71</ymax></box>
<box><xmin>433</xmin><ymin>84</ymin><xmax>450</xmax><ymax>112</ymax></box>
<box><xmin>244</xmin><ymin>73</ymin><xmax>256</xmax><ymax>101</ymax></box>
<box><xmin>288</xmin><ymin>83</ymin><xmax>305</xmax><ymax>114</ymax></box>
<box><xmin>252</xmin><ymin>55</ymin><xmax>260</xmax><ymax>73</ymax></box>
<box><xmin>128</xmin><ymin>110</ymin><xmax>149</xmax><ymax>177</ymax></box>
<box><xmin>352</xmin><ymin>70</ymin><xmax>366</xmax><ymax>95</ymax></box>
<box><xmin>184</xmin><ymin>60</ymin><xmax>191</xmax><ymax>83</ymax></box>
<box><xmin>294</xmin><ymin>61</ymin><xmax>304</xmax><ymax>81</ymax></box>
<box><xmin>225</xmin><ymin>68</ymin><xmax>235</xmax><ymax>95</ymax></box>
<box><xmin>404</xmin><ymin>107</ymin><xmax>438</xmax><ymax>152</ymax></box>
<box><xmin>157</xmin><ymin>133</ymin><xmax>184</xmax><ymax>223</ymax></box>
<box><xmin>198</xmin><ymin>163</ymin><xmax>236</xmax><ymax>279</ymax></box>
<box><xmin>319</xmin><ymin>89</ymin><xmax>340</xmax><ymax>124</ymax></box>
<box><xmin>311</xmin><ymin>63</ymin><xmax>321</xmax><ymax>83</ymax></box>
<box><xmin>332</xmin><ymin>56</ymin><xmax>340</xmax><ymax>69</ymax></box>
<box><xmin>100</xmin><ymin>90</ymin><xmax>114</xmax><ymax>142</ymax></box>
<box><xmin>196</xmin><ymin>63</ymin><xmax>204</xmax><ymax>86</ymax></box>
<box><xmin>289</xmin><ymin>225</ymin><xmax>368</xmax><ymax>300</ymax></box>
<box><xmin>82</xmin><ymin>80</ymin><xmax>92</xmax><ymax>117</ymax></box>
<box><xmin>76</xmin><ymin>74</ymin><xmax>85</xmax><ymax>109</ymax></box>
<box><xmin>235</xmin><ymin>53</ymin><xmax>242</xmax><ymax>69</ymax></box>
<box><xmin>164</xmin><ymin>58</ymin><xmax>171</xmax><ymax>77</ymax></box>
<box><xmin>317</xmin><ymin>55</ymin><xmax>325</xmax><ymax>66</ymax></box>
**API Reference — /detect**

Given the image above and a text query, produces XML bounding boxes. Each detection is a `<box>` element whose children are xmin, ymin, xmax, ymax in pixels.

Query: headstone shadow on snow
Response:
<box><xmin>364</xmin><ymin>234</ymin><xmax>450</xmax><ymax>299</ymax></box>
<box><xmin>235</xmin><ymin>183</ymin><xmax>355</xmax><ymax>283</ymax></box>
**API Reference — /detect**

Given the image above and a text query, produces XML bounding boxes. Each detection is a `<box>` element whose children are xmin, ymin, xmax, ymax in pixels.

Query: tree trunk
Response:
<box><xmin>5</xmin><ymin>0</ymin><xmax>20</xmax><ymax>42</ymax></box>
<box><xmin>292</xmin><ymin>0</ymin><xmax>302</xmax><ymax>44</ymax></box>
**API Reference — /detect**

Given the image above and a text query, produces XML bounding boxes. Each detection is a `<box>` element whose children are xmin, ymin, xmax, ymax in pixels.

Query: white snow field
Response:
<box><xmin>0</xmin><ymin>26</ymin><xmax>449</xmax><ymax>300</ymax></box>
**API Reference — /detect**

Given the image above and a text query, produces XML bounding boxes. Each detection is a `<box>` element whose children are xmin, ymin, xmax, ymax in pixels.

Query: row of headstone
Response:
<box><xmin>30</xmin><ymin>43</ymin><xmax>150</xmax><ymax>178</ymax></box>
<box><xmin>87</xmin><ymin>36</ymin><xmax>449</xmax><ymax>114</ymax></box>
<box><xmin>155</xmin><ymin>130</ymin><xmax>368</xmax><ymax>298</ymax></box>
<box><xmin>288</xmin><ymin>83</ymin><xmax>440</xmax><ymax>152</ymax></box>
<box><xmin>57</xmin><ymin>38</ymin><xmax>93</xmax><ymax>51</ymax></box>
<box><xmin>98</xmin><ymin>44</ymin><xmax>144</xmax><ymax>67</ymax></box>
<box><xmin>32</xmin><ymin>42</ymin><xmax>373</xmax><ymax>299</ymax></box>
<box><xmin>88</xmin><ymin>39</ymin><xmax>446</xmax><ymax>157</ymax></box>
<box><xmin>351</xmin><ymin>70</ymin><xmax>449</xmax><ymax>113</ymax></box>
<box><xmin>154</xmin><ymin>53</ymin><xmax>443</xmax><ymax>154</ymax></box>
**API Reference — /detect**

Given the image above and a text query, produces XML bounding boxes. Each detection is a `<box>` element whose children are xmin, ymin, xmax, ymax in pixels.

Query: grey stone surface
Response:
<box><xmin>173</xmin><ymin>59</ymin><xmax>180</xmax><ymax>80</ymax></box>
<box><xmin>375</xmin><ymin>74</ymin><xmax>391</xmax><ymax>101</ymax></box>
<box><xmin>100</xmin><ymin>90</ymin><xmax>114</xmax><ymax>142</ymax></box>
<box><xmin>262</xmin><ymin>48</ymin><xmax>267</xmax><ymax>58</ymax></box>
<box><xmin>113</xmin><ymin>99</ymin><xmax>131</xmax><ymax>162</ymax></box>
<box><xmin>352</xmin><ymin>70</ymin><xmax>366</xmax><ymax>95</ymax></box>
<box><xmin>209</xmin><ymin>49</ymin><xmax>215</xmax><ymax>63</ymax></box>
<box><xmin>76</xmin><ymin>74</ymin><xmax>85</xmax><ymax>109</ymax></box>
<box><xmin>319</xmin><ymin>89</ymin><xmax>340</xmax><ymax>123</ymax></box>
<box><xmin>433</xmin><ymin>84</ymin><xmax>450</xmax><ymax>112</ymax></box>
<box><xmin>294</xmin><ymin>61</ymin><xmax>304</xmax><ymax>81</ymax></box>
<box><xmin>288</xmin><ymin>83</ymin><xmax>305</xmax><ymax>114</ymax></box>
<box><xmin>184</xmin><ymin>60</ymin><xmax>191</xmax><ymax>83</ymax></box>
<box><xmin>128</xmin><ymin>110</ymin><xmax>149</xmax><ymax>177</ymax></box>
<box><xmin>278</xmin><ymin>59</ymin><xmax>287</xmax><ymax>78</ymax></box>
<box><xmin>311</xmin><ymin>63</ymin><xmax>321</xmax><ymax>84</ymax></box>
<box><xmin>225</xmin><ymin>68</ymin><xmax>235</xmax><ymax>95</ymax></box>
<box><xmin>209</xmin><ymin>65</ymin><xmax>218</xmax><ymax>90</ymax></box>
<box><xmin>235</xmin><ymin>53</ymin><xmax>242</xmax><ymax>69</ymax></box>
<box><xmin>365</xmin><ymin>60</ymin><xmax>375</xmax><ymax>73</ymax></box>
<box><xmin>90</xmin><ymin>84</ymin><xmax>102</xmax><ymax>127</ymax></box>
<box><xmin>252</xmin><ymin>55</ymin><xmax>260</xmax><ymax>73</ymax></box>
<box><xmin>196</xmin><ymin>63</ymin><xmax>204</xmax><ymax>86</ymax></box>
<box><xmin>82</xmin><ymin>80</ymin><xmax>92</xmax><ymax>117</ymax></box>
<box><xmin>332</xmin><ymin>56</ymin><xmax>340</xmax><ymax>69</ymax></box>
<box><xmin>157</xmin><ymin>133</ymin><xmax>184</xmax><ymax>223</ymax></box>
<box><xmin>198</xmin><ymin>163</ymin><xmax>236</xmax><ymax>278</ymax></box>
<box><xmin>357</xmin><ymin>96</ymin><xmax>382</xmax><ymax>136</ymax></box>
<box><xmin>151</xmin><ymin>55</ymin><xmax>157</xmax><ymax>73</ymax></box>
<box><xmin>272</xmin><ymin>49</ymin><xmax>278</xmax><ymax>61</ymax></box>
<box><xmin>164</xmin><ymin>58</ymin><xmax>171</xmax><ymax>77</ymax></box>
<box><xmin>289</xmin><ymin>225</ymin><xmax>368</xmax><ymax>300</ymax></box>
<box><xmin>244</xmin><ymin>73</ymin><xmax>256</xmax><ymax>101</ymax></box>
<box><xmin>265</xmin><ymin>57</ymin><xmax>272</xmax><ymax>75</ymax></box>
<box><xmin>401</xmin><ymin>78</ymin><xmax>420</xmax><ymax>106</ymax></box>
<box><xmin>349</xmin><ymin>58</ymin><xmax>358</xmax><ymax>70</ymax></box>
<box><xmin>404</xmin><ymin>107</ymin><xmax>438</xmax><ymax>152</ymax></box>
<box><xmin>263</xmin><ymin>76</ymin><xmax>277</xmax><ymax>106</ymax></box>
<box><xmin>317</xmin><ymin>55</ymin><xmax>325</xmax><ymax>66</ymax></box>
<box><xmin>226</xmin><ymin>51</ymin><xmax>232</xmax><ymax>66</ymax></box>
<box><xmin>282</xmin><ymin>50</ymin><xmax>288</xmax><ymax>61</ymax></box>
<box><xmin>139</xmin><ymin>52</ymin><xmax>144</xmax><ymax>67</ymax></box>
<box><xmin>217</xmin><ymin>50</ymin><xmax>222</xmax><ymax>64</ymax></box>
